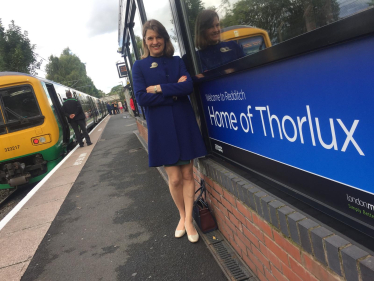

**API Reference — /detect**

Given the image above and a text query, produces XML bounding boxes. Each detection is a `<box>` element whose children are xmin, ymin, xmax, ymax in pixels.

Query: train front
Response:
<box><xmin>0</xmin><ymin>73</ymin><xmax>62</xmax><ymax>189</ymax></box>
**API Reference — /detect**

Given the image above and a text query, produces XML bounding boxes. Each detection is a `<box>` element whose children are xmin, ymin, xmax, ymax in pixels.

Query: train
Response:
<box><xmin>220</xmin><ymin>25</ymin><xmax>272</xmax><ymax>56</ymax></box>
<box><xmin>0</xmin><ymin>72</ymin><xmax>108</xmax><ymax>190</ymax></box>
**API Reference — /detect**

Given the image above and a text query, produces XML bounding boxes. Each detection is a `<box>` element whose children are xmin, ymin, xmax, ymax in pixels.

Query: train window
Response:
<box><xmin>132</xmin><ymin>9</ymin><xmax>144</xmax><ymax>60</ymax></box>
<box><xmin>129</xmin><ymin>38</ymin><xmax>137</xmax><ymax>63</ymax></box>
<box><xmin>0</xmin><ymin>85</ymin><xmax>44</xmax><ymax>133</ymax></box>
<box><xmin>0</xmin><ymin>111</ymin><xmax>5</xmax><ymax>135</ymax></box>
<box><xmin>237</xmin><ymin>35</ymin><xmax>266</xmax><ymax>56</ymax></box>
<box><xmin>185</xmin><ymin>0</ymin><xmax>373</xmax><ymax>73</ymax></box>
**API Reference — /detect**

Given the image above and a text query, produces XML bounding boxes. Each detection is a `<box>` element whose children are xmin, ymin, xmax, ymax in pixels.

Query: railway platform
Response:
<box><xmin>0</xmin><ymin>114</ymin><xmax>229</xmax><ymax>281</ymax></box>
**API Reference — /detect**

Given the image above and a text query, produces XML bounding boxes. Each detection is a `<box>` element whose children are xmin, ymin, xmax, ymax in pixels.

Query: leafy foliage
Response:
<box><xmin>108</xmin><ymin>84</ymin><xmax>125</xmax><ymax>101</ymax></box>
<box><xmin>130</xmin><ymin>35</ymin><xmax>143</xmax><ymax>62</ymax></box>
<box><xmin>185</xmin><ymin>0</ymin><xmax>206</xmax><ymax>41</ymax></box>
<box><xmin>45</xmin><ymin>48</ymin><xmax>101</xmax><ymax>98</ymax></box>
<box><xmin>97</xmin><ymin>90</ymin><xmax>106</xmax><ymax>98</ymax></box>
<box><xmin>0</xmin><ymin>19</ymin><xmax>42</xmax><ymax>75</ymax></box>
<box><xmin>183</xmin><ymin>0</ymin><xmax>340</xmax><ymax>45</ymax></box>
<box><xmin>220</xmin><ymin>0</ymin><xmax>340</xmax><ymax>44</ymax></box>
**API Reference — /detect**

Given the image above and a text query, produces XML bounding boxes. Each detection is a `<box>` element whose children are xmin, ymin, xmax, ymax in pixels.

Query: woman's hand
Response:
<box><xmin>146</xmin><ymin>85</ymin><xmax>161</xmax><ymax>94</ymax></box>
<box><xmin>178</xmin><ymin>76</ymin><xmax>187</xmax><ymax>83</ymax></box>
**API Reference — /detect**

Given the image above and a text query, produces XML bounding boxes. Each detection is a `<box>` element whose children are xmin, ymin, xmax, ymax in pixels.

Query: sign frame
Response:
<box><xmin>116</xmin><ymin>62</ymin><xmax>128</xmax><ymax>78</ymax></box>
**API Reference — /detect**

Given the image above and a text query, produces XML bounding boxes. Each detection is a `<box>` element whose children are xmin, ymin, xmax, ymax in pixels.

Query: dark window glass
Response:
<box><xmin>185</xmin><ymin>0</ymin><xmax>373</xmax><ymax>74</ymax></box>
<box><xmin>0</xmin><ymin>111</ymin><xmax>5</xmax><ymax>135</ymax></box>
<box><xmin>0</xmin><ymin>85</ymin><xmax>44</xmax><ymax>133</ymax></box>
<box><xmin>1</xmin><ymin>86</ymin><xmax>40</xmax><ymax>120</ymax></box>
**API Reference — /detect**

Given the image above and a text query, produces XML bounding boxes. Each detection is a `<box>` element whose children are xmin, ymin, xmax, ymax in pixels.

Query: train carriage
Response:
<box><xmin>0</xmin><ymin>72</ymin><xmax>106</xmax><ymax>189</ymax></box>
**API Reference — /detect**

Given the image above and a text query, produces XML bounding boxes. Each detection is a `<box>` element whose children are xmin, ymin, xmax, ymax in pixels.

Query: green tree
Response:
<box><xmin>220</xmin><ymin>0</ymin><xmax>340</xmax><ymax>44</ymax></box>
<box><xmin>185</xmin><ymin>0</ymin><xmax>205</xmax><ymax>41</ymax></box>
<box><xmin>0</xmin><ymin>20</ymin><xmax>5</xmax><ymax>70</ymax></box>
<box><xmin>368</xmin><ymin>0</ymin><xmax>374</xmax><ymax>6</ymax></box>
<box><xmin>108</xmin><ymin>84</ymin><xmax>125</xmax><ymax>101</ymax></box>
<box><xmin>45</xmin><ymin>48</ymin><xmax>100</xmax><ymax>98</ymax></box>
<box><xmin>0</xmin><ymin>19</ymin><xmax>42</xmax><ymax>74</ymax></box>
<box><xmin>108</xmin><ymin>85</ymin><xmax>122</xmax><ymax>96</ymax></box>
<box><xmin>97</xmin><ymin>90</ymin><xmax>106</xmax><ymax>98</ymax></box>
<box><xmin>130</xmin><ymin>35</ymin><xmax>143</xmax><ymax>61</ymax></box>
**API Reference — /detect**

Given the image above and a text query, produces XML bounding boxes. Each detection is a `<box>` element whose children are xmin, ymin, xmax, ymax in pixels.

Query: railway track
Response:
<box><xmin>0</xmin><ymin>183</ymin><xmax>36</xmax><ymax>221</ymax></box>
<box><xmin>0</xmin><ymin>124</ymin><xmax>100</xmax><ymax>222</ymax></box>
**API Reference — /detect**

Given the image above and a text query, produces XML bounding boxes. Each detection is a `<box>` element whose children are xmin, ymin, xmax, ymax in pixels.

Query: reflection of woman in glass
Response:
<box><xmin>195</xmin><ymin>10</ymin><xmax>245</xmax><ymax>72</ymax></box>
<box><xmin>132</xmin><ymin>20</ymin><xmax>207</xmax><ymax>243</ymax></box>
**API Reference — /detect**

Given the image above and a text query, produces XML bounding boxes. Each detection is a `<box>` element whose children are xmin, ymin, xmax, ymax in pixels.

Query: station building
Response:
<box><xmin>118</xmin><ymin>1</ymin><xmax>374</xmax><ymax>280</ymax></box>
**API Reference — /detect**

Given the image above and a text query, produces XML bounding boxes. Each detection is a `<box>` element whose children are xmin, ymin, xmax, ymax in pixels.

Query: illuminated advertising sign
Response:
<box><xmin>199</xmin><ymin>35</ymin><xmax>374</xmax><ymax>230</ymax></box>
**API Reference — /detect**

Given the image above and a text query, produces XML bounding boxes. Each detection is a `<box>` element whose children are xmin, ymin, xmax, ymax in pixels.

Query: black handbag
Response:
<box><xmin>193</xmin><ymin>179</ymin><xmax>218</xmax><ymax>233</ymax></box>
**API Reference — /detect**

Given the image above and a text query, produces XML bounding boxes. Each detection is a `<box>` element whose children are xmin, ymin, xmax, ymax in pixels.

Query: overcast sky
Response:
<box><xmin>0</xmin><ymin>0</ymin><xmax>254</xmax><ymax>94</ymax></box>
<box><xmin>2</xmin><ymin>0</ymin><xmax>367</xmax><ymax>94</ymax></box>
<box><xmin>1</xmin><ymin>0</ymin><xmax>124</xmax><ymax>93</ymax></box>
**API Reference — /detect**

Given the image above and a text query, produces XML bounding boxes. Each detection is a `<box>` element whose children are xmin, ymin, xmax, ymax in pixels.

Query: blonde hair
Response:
<box><xmin>195</xmin><ymin>10</ymin><xmax>220</xmax><ymax>50</ymax></box>
<box><xmin>141</xmin><ymin>19</ymin><xmax>174</xmax><ymax>59</ymax></box>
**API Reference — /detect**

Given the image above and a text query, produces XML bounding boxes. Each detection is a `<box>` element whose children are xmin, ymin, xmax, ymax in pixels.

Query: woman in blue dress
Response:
<box><xmin>132</xmin><ymin>20</ymin><xmax>207</xmax><ymax>243</ymax></box>
<box><xmin>195</xmin><ymin>10</ymin><xmax>245</xmax><ymax>72</ymax></box>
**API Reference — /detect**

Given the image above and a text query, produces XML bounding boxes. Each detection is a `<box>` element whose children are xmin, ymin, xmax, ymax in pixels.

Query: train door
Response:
<box><xmin>44</xmin><ymin>83</ymin><xmax>71</xmax><ymax>145</ymax></box>
<box><xmin>95</xmin><ymin>99</ymin><xmax>103</xmax><ymax>120</ymax></box>
<box><xmin>98</xmin><ymin>101</ymin><xmax>104</xmax><ymax>118</ymax></box>
<box><xmin>88</xmin><ymin>97</ymin><xmax>98</xmax><ymax>123</ymax></box>
<box><xmin>102</xmin><ymin>101</ymin><xmax>107</xmax><ymax>115</ymax></box>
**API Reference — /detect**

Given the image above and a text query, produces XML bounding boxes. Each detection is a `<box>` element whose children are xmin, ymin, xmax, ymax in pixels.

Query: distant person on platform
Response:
<box><xmin>111</xmin><ymin>102</ymin><xmax>116</xmax><ymax>115</ymax></box>
<box><xmin>63</xmin><ymin>91</ymin><xmax>93</xmax><ymax>147</ymax></box>
<box><xmin>113</xmin><ymin>101</ymin><xmax>119</xmax><ymax>114</ymax></box>
<box><xmin>106</xmin><ymin>102</ymin><xmax>112</xmax><ymax>115</ymax></box>
<box><xmin>115</xmin><ymin>101</ymin><xmax>120</xmax><ymax>114</ymax></box>
<box><xmin>118</xmin><ymin>101</ymin><xmax>123</xmax><ymax>113</ymax></box>
<box><xmin>130</xmin><ymin>97</ymin><xmax>136</xmax><ymax>116</ymax></box>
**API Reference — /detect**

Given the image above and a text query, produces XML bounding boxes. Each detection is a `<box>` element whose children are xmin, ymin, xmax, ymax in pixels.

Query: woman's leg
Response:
<box><xmin>164</xmin><ymin>166</ymin><xmax>185</xmax><ymax>230</ymax></box>
<box><xmin>180</xmin><ymin>162</ymin><xmax>197</xmax><ymax>236</ymax></box>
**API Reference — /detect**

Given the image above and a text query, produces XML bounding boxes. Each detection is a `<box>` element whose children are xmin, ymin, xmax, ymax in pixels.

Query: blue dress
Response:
<box><xmin>132</xmin><ymin>55</ymin><xmax>207</xmax><ymax>167</ymax></box>
<box><xmin>197</xmin><ymin>41</ymin><xmax>245</xmax><ymax>72</ymax></box>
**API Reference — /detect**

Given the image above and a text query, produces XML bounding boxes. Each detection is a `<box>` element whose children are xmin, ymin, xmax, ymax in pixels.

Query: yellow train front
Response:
<box><xmin>0</xmin><ymin>72</ymin><xmax>107</xmax><ymax>189</ymax></box>
<box><xmin>221</xmin><ymin>25</ymin><xmax>272</xmax><ymax>56</ymax></box>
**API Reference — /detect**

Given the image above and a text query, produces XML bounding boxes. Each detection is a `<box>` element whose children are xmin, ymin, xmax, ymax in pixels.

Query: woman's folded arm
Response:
<box><xmin>133</xmin><ymin>61</ymin><xmax>173</xmax><ymax>107</ymax></box>
<box><xmin>160</xmin><ymin>58</ymin><xmax>193</xmax><ymax>97</ymax></box>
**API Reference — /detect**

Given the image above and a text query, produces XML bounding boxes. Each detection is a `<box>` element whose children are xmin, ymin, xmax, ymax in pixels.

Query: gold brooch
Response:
<box><xmin>220</xmin><ymin>47</ymin><xmax>232</xmax><ymax>53</ymax></box>
<box><xmin>150</xmin><ymin>62</ymin><xmax>158</xmax><ymax>68</ymax></box>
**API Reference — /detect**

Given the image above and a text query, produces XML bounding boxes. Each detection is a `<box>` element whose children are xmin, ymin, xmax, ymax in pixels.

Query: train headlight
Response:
<box><xmin>31</xmin><ymin>134</ymin><xmax>51</xmax><ymax>146</ymax></box>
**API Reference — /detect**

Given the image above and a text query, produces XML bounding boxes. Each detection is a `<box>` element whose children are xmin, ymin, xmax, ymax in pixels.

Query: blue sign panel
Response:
<box><xmin>199</xmin><ymin>36</ymin><xmax>374</xmax><ymax>198</ymax></box>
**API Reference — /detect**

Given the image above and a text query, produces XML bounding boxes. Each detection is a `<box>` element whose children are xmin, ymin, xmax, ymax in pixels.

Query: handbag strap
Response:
<box><xmin>194</xmin><ymin>179</ymin><xmax>207</xmax><ymax>204</ymax></box>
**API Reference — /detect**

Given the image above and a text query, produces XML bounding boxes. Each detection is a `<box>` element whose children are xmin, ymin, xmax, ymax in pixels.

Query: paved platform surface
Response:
<box><xmin>20</xmin><ymin>114</ymin><xmax>227</xmax><ymax>281</ymax></box>
<box><xmin>0</xmin><ymin>115</ymin><xmax>110</xmax><ymax>281</ymax></box>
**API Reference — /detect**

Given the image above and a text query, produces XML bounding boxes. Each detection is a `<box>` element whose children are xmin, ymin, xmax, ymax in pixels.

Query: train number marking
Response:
<box><xmin>73</xmin><ymin>153</ymin><xmax>87</xmax><ymax>166</ymax></box>
<box><xmin>4</xmin><ymin>145</ymin><xmax>20</xmax><ymax>152</ymax></box>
